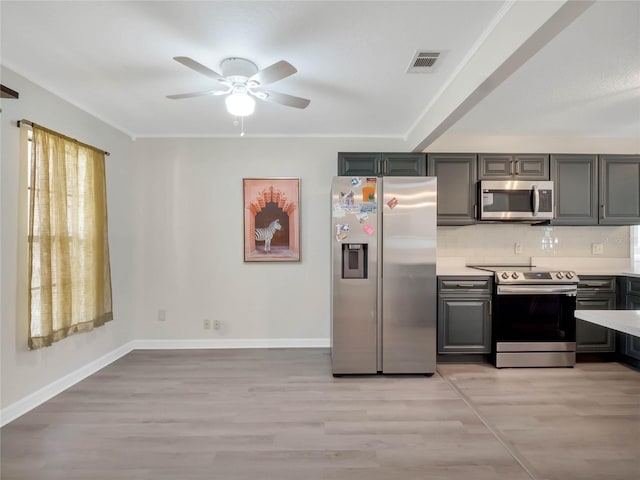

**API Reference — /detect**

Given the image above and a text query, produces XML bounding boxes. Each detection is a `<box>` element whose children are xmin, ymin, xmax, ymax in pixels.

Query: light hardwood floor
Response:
<box><xmin>1</xmin><ymin>349</ymin><xmax>638</xmax><ymax>480</ymax></box>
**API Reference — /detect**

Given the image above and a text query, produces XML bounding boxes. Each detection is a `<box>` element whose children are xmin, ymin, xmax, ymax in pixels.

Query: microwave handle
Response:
<box><xmin>532</xmin><ymin>184</ymin><xmax>539</xmax><ymax>216</ymax></box>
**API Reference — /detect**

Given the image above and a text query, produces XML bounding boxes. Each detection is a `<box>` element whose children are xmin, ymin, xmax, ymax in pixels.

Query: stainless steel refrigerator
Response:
<box><xmin>331</xmin><ymin>176</ymin><xmax>437</xmax><ymax>375</ymax></box>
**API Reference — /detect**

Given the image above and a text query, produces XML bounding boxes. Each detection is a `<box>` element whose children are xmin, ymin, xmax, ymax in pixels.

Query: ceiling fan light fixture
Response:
<box><xmin>225</xmin><ymin>92</ymin><xmax>255</xmax><ymax>117</ymax></box>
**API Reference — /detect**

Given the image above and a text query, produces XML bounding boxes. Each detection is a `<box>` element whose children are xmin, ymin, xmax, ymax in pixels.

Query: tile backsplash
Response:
<box><xmin>437</xmin><ymin>224</ymin><xmax>630</xmax><ymax>259</ymax></box>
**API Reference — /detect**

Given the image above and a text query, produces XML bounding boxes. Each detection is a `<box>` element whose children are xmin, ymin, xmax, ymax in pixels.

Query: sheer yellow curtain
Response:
<box><xmin>28</xmin><ymin>126</ymin><xmax>113</xmax><ymax>349</ymax></box>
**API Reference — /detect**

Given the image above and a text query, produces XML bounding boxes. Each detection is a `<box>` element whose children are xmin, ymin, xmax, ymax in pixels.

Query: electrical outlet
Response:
<box><xmin>592</xmin><ymin>243</ymin><xmax>604</xmax><ymax>255</ymax></box>
<box><xmin>158</xmin><ymin>309</ymin><xmax>166</xmax><ymax>322</ymax></box>
<box><xmin>213</xmin><ymin>320</ymin><xmax>221</xmax><ymax>330</ymax></box>
<box><xmin>203</xmin><ymin>319</ymin><xmax>211</xmax><ymax>330</ymax></box>
<box><xmin>514</xmin><ymin>243</ymin><xmax>523</xmax><ymax>255</ymax></box>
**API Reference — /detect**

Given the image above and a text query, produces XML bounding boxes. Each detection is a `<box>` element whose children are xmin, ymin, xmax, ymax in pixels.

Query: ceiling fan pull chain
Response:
<box><xmin>241</xmin><ymin>116</ymin><xmax>245</xmax><ymax>137</ymax></box>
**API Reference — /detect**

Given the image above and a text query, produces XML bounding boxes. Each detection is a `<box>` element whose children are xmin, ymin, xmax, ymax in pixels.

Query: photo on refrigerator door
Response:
<box><xmin>243</xmin><ymin>178</ymin><xmax>300</xmax><ymax>262</ymax></box>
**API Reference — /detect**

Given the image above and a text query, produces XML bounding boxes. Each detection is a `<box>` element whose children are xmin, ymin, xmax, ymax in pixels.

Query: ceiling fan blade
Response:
<box><xmin>255</xmin><ymin>90</ymin><xmax>310</xmax><ymax>109</ymax></box>
<box><xmin>173</xmin><ymin>56</ymin><xmax>225</xmax><ymax>81</ymax></box>
<box><xmin>249</xmin><ymin>60</ymin><xmax>297</xmax><ymax>86</ymax></box>
<box><xmin>166</xmin><ymin>89</ymin><xmax>227</xmax><ymax>100</ymax></box>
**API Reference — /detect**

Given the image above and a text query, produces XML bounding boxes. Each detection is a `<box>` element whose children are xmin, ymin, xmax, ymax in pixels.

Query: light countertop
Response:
<box><xmin>574</xmin><ymin>310</ymin><xmax>640</xmax><ymax>337</ymax></box>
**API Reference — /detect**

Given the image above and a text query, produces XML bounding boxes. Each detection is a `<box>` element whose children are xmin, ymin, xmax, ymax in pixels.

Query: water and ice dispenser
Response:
<box><xmin>342</xmin><ymin>243</ymin><xmax>367</xmax><ymax>279</ymax></box>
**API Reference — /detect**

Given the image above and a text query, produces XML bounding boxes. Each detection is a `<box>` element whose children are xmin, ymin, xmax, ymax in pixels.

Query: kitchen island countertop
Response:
<box><xmin>574</xmin><ymin>310</ymin><xmax>640</xmax><ymax>337</ymax></box>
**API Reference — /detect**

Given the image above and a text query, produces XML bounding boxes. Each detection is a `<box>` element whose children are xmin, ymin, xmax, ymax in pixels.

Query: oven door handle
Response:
<box><xmin>497</xmin><ymin>285</ymin><xmax>577</xmax><ymax>295</ymax></box>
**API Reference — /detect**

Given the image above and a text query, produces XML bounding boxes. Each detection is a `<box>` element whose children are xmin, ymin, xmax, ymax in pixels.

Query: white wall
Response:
<box><xmin>128</xmin><ymin>136</ymin><xmax>407</xmax><ymax>341</ymax></box>
<box><xmin>0</xmin><ymin>67</ymin><xmax>135</xmax><ymax>409</ymax></box>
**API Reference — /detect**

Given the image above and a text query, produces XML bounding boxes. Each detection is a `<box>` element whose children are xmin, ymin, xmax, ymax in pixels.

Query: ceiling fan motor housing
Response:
<box><xmin>220</xmin><ymin>57</ymin><xmax>259</xmax><ymax>82</ymax></box>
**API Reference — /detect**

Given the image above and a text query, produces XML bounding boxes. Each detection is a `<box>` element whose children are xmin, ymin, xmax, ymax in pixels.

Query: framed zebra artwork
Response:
<box><xmin>243</xmin><ymin>178</ymin><xmax>301</xmax><ymax>262</ymax></box>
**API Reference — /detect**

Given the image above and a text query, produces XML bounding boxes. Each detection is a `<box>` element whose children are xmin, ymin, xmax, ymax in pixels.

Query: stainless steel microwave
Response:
<box><xmin>479</xmin><ymin>180</ymin><xmax>554</xmax><ymax>221</ymax></box>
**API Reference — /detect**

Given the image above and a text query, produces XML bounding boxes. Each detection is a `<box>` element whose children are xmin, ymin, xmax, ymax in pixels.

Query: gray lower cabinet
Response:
<box><xmin>427</xmin><ymin>154</ymin><xmax>477</xmax><ymax>226</ymax></box>
<box><xmin>337</xmin><ymin>152</ymin><xmax>426</xmax><ymax>177</ymax></box>
<box><xmin>599</xmin><ymin>155</ymin><xmax>640</xmax><ymax>225</ymax></box>
<box><xmin>437</xmin><ymin>277</ymin><xmax>492</xmax><ymax>354</ymax></box>
<box><xmin>478</xmin><ymin>154</ymin><xmax>549</xmax><ymax>180</ymax></box>
<box><xmin>622</xmin><ymin>291</ymin><xmax>640</xmax><ymax>361</ymax></box>
<box><xmin>615</xmin><ymin>277</ymin><xmax>640</xmax><ymax>364</ymax></box>
<box><xmin>575</xmin><ymin>276</ymin><xmax>616</xmax><ymax>353</ymax></box>
<box><xmin>551</xmin><ymin>154</ymin><xmax>598</xmax><ymax>225</ymax></box>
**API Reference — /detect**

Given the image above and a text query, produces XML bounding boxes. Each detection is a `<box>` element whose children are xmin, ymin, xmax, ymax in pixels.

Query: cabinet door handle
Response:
<box><xmin>488</xmin><ymin>299</ymin><xmax>492</xmax><ymax>317</ymax></box>
<box><xmin>510</xmin><ymin>161</ymin><xmax>514</xmax><ymax>175</ymax></box>
<box><xmin>456</xmin><ymin>283</ymin><xmax>476</xmax><ymax>288</ymax></box>
<box><xmin>600</xmin><ymin>204</ymin><xmax>605</xmax><ymax>219</ymax></box>
<box><xmin>584</xmin><ymin>282</ymin><xmax>608</xmax><ymax>287</ymax></box>
<box><xmin>515</xmin><ymin>160</ymin><xmax>520</xmax><ymax>175</ymax></box>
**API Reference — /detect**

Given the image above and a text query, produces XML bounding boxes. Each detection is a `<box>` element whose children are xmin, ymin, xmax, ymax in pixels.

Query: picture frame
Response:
<box><xmin>243</xmin><ymin>178</ymin><xmax>301</xmax><ymax>262</ymax></box>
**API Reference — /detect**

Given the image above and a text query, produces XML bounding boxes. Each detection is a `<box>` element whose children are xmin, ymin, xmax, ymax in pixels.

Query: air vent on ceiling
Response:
<box><xmin>407</xmin><ymin>51</ymin><xmax>441</xmax><ymax>73</ymax></box>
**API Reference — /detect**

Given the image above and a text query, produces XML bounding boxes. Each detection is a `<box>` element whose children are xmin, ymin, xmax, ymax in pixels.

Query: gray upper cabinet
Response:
<box><xmin>382</xmin><ymin>153</ymin><xmax>427</xmax><ymax>176</ymax></box>
<box><xmin>551</xmin><ymin>154</ymin><xmax>598</xmax><ymax>225</ymax></box>
<box><xmin>337</xmin><ymin>152</ymin><xmax>381</xmax><ymax>176</ymax></box>
<box><xmin>599</xmin><ymin>155</ymin><xmax>640</xmax><ymax>225</ymax></box>
<box><xmin>478</xmin><ymin>154</ymin><xmax>549</xmax><ymax>180</ymax></box>
<box><xmin>427</xmin><ymin>153</ymin><xmax>477</xmax><ymax>226</ymax></box>
<box><xmin>337</xmin><ymin>152</ymin><xmax>426</xmax><ymax>177</ymax></box>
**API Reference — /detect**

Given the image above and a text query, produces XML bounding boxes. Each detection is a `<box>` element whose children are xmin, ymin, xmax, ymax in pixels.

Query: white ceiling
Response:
<box><xmin>1</xmin><ymin>1</ymin><xmax>638</xmax><ymax>148</ymax></box>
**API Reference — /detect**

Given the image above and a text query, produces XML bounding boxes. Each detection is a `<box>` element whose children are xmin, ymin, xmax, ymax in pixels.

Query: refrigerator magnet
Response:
<box><xmin>335</xmin><ymin>224</ymin><xmax>349</xmax><ymax>241</ymax></box>
<box><xmin>350</xmin><ymin>177</ymin><xmax>362</xmax><ymax>187</ymax></box>
<box><xmin>363</xmin><ymin>224</ymin><xmax>374</xmax><ymax>236</ymax></box>
<box><xmin>362</xmin><ymin>184</ymin><xmax>375</xmax><ymax>202</ymax></box>
<box><xmin>387</xmin><ymin>197</ymin><xmax>398</xmax><ymax>209</ymax></box>
<box><xmin>356</xmin><ymin>212</ymin><xmax>369</xmax><ymax>223</ymax></box>
<box><xmin>333</xmin><ymin>203</ymin><xmax>346</xmax><ymax>218</ymax></box>
<box><xmin>340</xmin><ymin>190</ymin><xmax>356</xmax><ymax>206</ymax></box>
<box><xmin>360</xmin><ymin>203</ymin><xmax>377</xmax><ymax>214</ymax></box>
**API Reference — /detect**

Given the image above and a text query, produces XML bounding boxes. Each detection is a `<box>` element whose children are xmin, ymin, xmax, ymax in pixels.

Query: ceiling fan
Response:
<box><xmin>167</xmin><ymin>56</ymin><xmax>310</xmax><ymax>117</ymax></box>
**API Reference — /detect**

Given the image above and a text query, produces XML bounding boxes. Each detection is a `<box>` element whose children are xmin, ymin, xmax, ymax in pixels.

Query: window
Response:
<box><xmin>25</xmin><ymin>124</ymin><xmax>113</xmax><ymax>349</ymax></box>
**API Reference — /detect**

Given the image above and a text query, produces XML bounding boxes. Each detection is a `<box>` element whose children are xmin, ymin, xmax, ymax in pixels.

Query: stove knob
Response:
<box><xmin>501</xmin><ymin>272</ymin><xmax>509</xmax><ymax>280</ymax></box>
<box><xmin>556</xmin><ymin>272</ymin><xmax>564</xmax><ymax>279</ymax></box>
<box><xmin>566</xmin><ymin>272</ymin><xmax>574</xmax><ymax>279</ymax></box>
<box><xmin>511</xmin><ymin>272</ymin><xmax>519</xmax><ymax>279</ymax></box>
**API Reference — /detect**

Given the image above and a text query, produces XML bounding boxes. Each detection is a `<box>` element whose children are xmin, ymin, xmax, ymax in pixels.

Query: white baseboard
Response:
<box><xmin>133</xmin><ymin>338</ymin><xmax>330</xmax><ymax>349</ymax></box>
<box><xmin>1</xmin><ymin>338</ymin><xmax>330</xmax><ymax>426</ymax></box>
<box><xmin>0</xmin><ymin>341</ymin><xmax>136</xmax><ymax>427</ymax></box>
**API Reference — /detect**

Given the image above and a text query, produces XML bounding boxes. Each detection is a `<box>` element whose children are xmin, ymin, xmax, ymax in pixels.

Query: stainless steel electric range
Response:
<box><xmin>471</xmin><ymin>266</ymin><xmax>580</xmax><ymax>368</ymax></box>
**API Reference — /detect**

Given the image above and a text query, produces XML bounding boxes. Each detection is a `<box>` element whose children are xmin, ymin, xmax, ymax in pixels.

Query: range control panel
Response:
<box><xmin>495</xmin><ymin>270</ymin><xmax>579</xmax><ymax>285</ymax></box>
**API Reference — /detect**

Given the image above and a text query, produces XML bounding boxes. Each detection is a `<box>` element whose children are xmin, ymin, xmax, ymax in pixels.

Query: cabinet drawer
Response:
<box><xmin>438</xmin><ymin>277</ymin><xmax>492</xmax><ymax>294</ymax></box>
<box><xmin>578</xmin><ymin>276</ymin><xmax>616</xmax><ymax>293</ymax></box>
